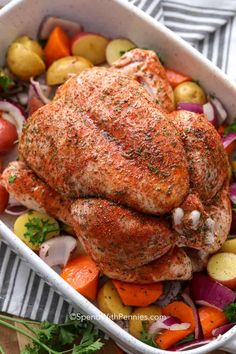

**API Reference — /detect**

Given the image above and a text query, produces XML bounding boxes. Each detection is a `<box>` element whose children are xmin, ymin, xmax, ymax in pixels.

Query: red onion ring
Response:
<box><xmin>212</xmin><ymin>323</ymin><xmax>235</xmax><ymax>337</ymax></box>
<box><xmin>170</xmin><ymin>338</ymin><xmax>214</xmax><ymax>351</ymax></box>
<box><xmin>222</xmin><ymin>132</ymin><xmax>236</xmax><ymax>149</ymax></box>
<box><xmin>176</xmin><ymin>102</ymin><xmax>203</xmax><ymax>114</ymax></box>
<box><xmin>182</xmin><ymin>291</ymin><xmax>202</xmax><ymax>339</ymax></box>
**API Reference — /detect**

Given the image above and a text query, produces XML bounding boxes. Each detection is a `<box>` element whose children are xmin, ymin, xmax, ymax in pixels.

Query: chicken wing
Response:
<box><xmin>112</xmin><ymin>48</ymin><xmax>175</xmax><ymax>112</ymax></box>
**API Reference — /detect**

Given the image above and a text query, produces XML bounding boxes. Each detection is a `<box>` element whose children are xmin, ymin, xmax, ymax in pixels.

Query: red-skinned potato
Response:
<box><xmin>71</xmin><ymin>32</ymin><xmax>109</xmax><ymax>65</ymax></box>
<box><xmin>207</xmin><ymin>252</ymin><xmax>236</xmax><ymax>290</ymax></box>
<box><xmin>0</xmin><ymin>118</ymin><xmax>17</xmax><ymax>154</ymax></box>
<box><xmin>0</xmin><ymin>185</ymin><xmax>9</xmax><ymax>214</ymax></box>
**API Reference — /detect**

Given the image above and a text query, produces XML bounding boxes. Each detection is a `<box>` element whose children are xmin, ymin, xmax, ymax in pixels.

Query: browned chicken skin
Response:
<box><xmin>1</xmin><ymin>49</ymin><xmax>231</xmax><ymax>283</ymax></box>
<box><xmin>20</xmin><ymin>67</ymin><xmax>189</xmax><ymax>215</ymax></box>
<box><xmin>112</xmin><ymin>48</ymin><xmax>175</xmax><ymax>112</ymax></box>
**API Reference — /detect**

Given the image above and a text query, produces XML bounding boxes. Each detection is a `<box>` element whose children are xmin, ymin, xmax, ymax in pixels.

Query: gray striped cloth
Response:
<box><xmin>0</xmin><ymin>0</ymin><xmax>236</xmax><ymax>323</ymax></box>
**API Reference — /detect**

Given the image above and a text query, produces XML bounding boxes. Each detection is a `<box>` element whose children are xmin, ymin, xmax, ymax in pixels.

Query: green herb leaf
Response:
<box><xmin>175</xmin><ymin>333</ymin><xmax>195</xmax><ymax>346</ymax></box>
<box><xmin>24</xmin><ymin>217</ymin><xmax>58</xmax><ymax>245</ymax></box>
<box><xmin>224</xmin><ymin>303</ymin><xmax>236</xmax><ymax>322</ymax></box>
<box><xmin>0</xmin><ymin>73</ymin><xmax>13</xmax><ymax>93</ymax></box>
<box><xmin>119</xmin><ymin>47</ymin><xmax>136</xmax><ymax>56</ymax></box>
<box><xmin>0</xmin><ymin>314</ymin><xmax>104</xmax><ymax>354</ymax></box>
<box><xmin>8</xmin><ymin>175</ymin><xmax>16</xmax><ymax>184</ymax></box>
<box><xmin>223</xmin><ymin>118</ymin><xmax>236</xmax><ymax>136</ymax></box>
<box><xmin>140</xmin><ymin>321</ymin><xmax>160</xmax><ymax>348</ymax></box>
<box><xmin>0</xmin><ymin>344</ymin><xmax>6</xmax><ymax>354</ymax></box>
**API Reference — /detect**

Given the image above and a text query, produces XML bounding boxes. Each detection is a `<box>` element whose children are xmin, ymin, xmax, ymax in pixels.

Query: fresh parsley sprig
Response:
<box><xmin>24</xmin><ymin>217</ymin><xmax>59</xmax><ymax>245</ymax></box>
<box><xmin>0</xmin><ymin>314</ymin><xmax>103</xmax><ymax>354</ymax></box>
<box><xmin>223</xmin><ymin>118</ymin><xmax>236</xmax><ymax>136</ymax></box>
<box><xmin>224</xmin><ymin>303</ymin><xmax>236</xmax><ymax>323</ymax></box>
<box><xmin>140</xmin><ymin>321</ymin><xmax>159</xmax><ymax>348</ymax></box>
<box><xmin>0</xmin><ymin>71</ymin><xmax>14</xmax><ymax>93</ymax></box>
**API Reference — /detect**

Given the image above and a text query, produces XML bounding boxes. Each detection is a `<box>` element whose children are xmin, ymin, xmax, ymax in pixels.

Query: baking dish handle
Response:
<box><xmin>220</xmin><ymin>335</ymin><xmax>236</xmax><ymax>353</ymax></box>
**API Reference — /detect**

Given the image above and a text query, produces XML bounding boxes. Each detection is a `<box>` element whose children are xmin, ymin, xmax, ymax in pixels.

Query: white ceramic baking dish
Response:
<box><xmin>0</xmin><ymin>0</ymin><xmax>236</xmax><ymax>353</ymax></box>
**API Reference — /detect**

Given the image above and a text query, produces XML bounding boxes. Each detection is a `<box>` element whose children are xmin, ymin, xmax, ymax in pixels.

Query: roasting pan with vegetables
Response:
<box><xmin>0</xmin><ymin>15</ymin><xmax>236</xmax><ymax>352</ymax></box>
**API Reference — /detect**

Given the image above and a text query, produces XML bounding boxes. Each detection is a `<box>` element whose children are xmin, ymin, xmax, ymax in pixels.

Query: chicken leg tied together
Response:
<box><xmin>1</xmin><ymin>161</ymin><xmax>192</xmax><ymax>282</ymax></box>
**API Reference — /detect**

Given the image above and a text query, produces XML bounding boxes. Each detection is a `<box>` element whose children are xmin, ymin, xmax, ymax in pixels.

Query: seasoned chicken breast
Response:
<box><xmin>19</xmin><ymin>67</ymin><xmax>189</xmax><ymax>215</ymax></box>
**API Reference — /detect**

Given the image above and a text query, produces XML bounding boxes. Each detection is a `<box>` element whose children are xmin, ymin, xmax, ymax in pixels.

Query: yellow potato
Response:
<box><xmin>207</xmin><ymin>252</ymin><xmax>236</xmax><ymax>290</ymax></box>
<box><xmin>97</xmin><ymin>280</ymin><xmax>132</xmax><ymax>318</ymax></box>
<box><xmin>174</xmin><ymin>81</ymin><xmax>206</xmax><ymax>104</ymax></box>
<box><xmin>106</xmin><ymin>39</ymin><xmax>136</xmax><ymax>65</ymax></box>
<box><xmin>14</xmin><ymin>36</ymin><xmax>44</xmax><ymax>58</ymax></box>
<box><xmin>46</xmin><ymin>56</ymin><xmax>93</xmax><ymax>85</ymax></box>
<box><xmin>14</xmin><ymin>211</ymin><xmax>60</xmax><ymax>251</ymax></box>
<box><xmin>7</xmin><ymin>42</ymin><xmax>45</xmax><ymax>80</ymax></box>
<box><xmin>220</xmin><ymin>238</ymin><xmax>236</xmax><ymax>254</ymax></box>
<box><xmin>129</xmin><ymin>306</ymin><xmax>162</xmax><ymax>339</ymax></box>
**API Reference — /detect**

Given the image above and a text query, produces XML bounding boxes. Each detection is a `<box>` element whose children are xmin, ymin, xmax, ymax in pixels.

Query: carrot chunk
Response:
<box><xmin>162</xmin><ymin>300</ymin><xmax>195</xmax><ymax>331</ymax></box>
<box><xmin>60</xmin><ymin>255</ymin><xmax>99</xmax><ymax>300</ymax></box>
<box><xmin>165</xmin><ymin>67</ymin><xmax>191</xmax><ymax>88</ymax></box>
<box><xmin>198</xmin><ymin>306</ymin><xmax>228</xmax><ymax>338</ymax></box>
<box><xmin>112</xmin><ymin>280</ymin><xmax>163</xmax><ymax>307</ymax></box>
<box><xmin>44</xmin><ymin>26</ymin><xmax>70</xmax><ymax>66</ymax></box>
<box><xmin>154</xmin><ymin>301</ymin><xmax>195</xmax><ymax>349</ymax></box>
<box><xmin>155</xmin><ymin>329</ymin><xmax>192</xmax><ymax>350</ymax></box>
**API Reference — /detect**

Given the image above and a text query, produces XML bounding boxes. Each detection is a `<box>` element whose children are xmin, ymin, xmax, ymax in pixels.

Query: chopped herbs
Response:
<box><xmin>175</xmin><ymin>333</ymin><xmax>195</xmax><ymax>346</ymax></box>
<box><xmin>140</xmin><ymin>322</ymin><xmax>160</xmax><ymax>348</ymax></box>
<box><xmin>224</xmin><ymin>303</ymin><xmax>236</xmax><ymax>322</ymax></box>
<box><xmin>148</xmin><ymin>164</ymin><xmax>159</xmax><ymax>174</ymax></box>
<box><xmin>0</xmin><ymin>314</ymin><xmax>103</xmax><ymax>354</ymax></box>
<box><xmin>223</xmin><ymin>118</ymin><xmax>236</xmax><ymax>136</ymax></box>
<box><xmin>24</xmin><ymin>217</ymin><xmax>59</xmax><ymax>245</ymax></box>
<box><xmin>8</xmin><ymin>175</ymin><xmax>16</xmax><ymax>184</ymax></box>
<box><xmin>119</xmin><ymin>47</ymin><xmax>136</xmax><ymax>56</ymax></box>
<box><xmin>0</xmin><ymin>71</ymin><xmax>13</xmax><ymax>93</ymax></box>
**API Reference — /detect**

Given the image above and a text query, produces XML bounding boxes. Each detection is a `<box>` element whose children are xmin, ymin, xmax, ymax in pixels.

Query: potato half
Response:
<box><xmin>46</xmin><ymin>56</ymin><xmax>93</xmax><ymax>85</ymax></box>
<box><xmin>7</xmin><ymin>42</ymin><xmax>45</xmax><ymax>80</ymax></box>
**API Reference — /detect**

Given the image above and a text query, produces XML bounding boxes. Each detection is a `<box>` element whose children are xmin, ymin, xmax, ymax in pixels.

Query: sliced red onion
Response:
<box><xmin>230</xmin><ymin>184</ymin><xmax>236</xmax><ymax>204</ymax></box>
<box><xmin>39</xmin><ymin>16</ymin><xmax>82</xmax><ymax>39</ymax></box>
<box><xmin>222</xmin><ymin>132</ymin><xmax>236</xmax><ymax>149</ymax></box>
<box><xmin>176</xmin><ymin>102</ymin><xmax>203</xmax><ymax>114</ymax></box>
<box><xmin>208</xmin><ymin>96</ymin><xmax>227</xmax><ymax>125</ymax></box>
<box><xmin>39</xmin><ymin>236</ymin><xmax>77</xmax><ymax>267</ymax></box>
<box><xmin>5</xmin><ymin>195</ymin><xmax>28</xmax><ymax>215</ymax></box>
<box><xmin>0</xmin><ymin>100</ymin><xmax>26</xmax><ymax>136</ymax></box>
<box><xmin>203</xmin><ymin>102</ymin><xmax>217</xmax><ymax>127</ymax></box>
<box><xmin>170</xmin><ymin>338</ymin><xmax>214</xmax><ymax>351</ymax></box>
<box><xmin>190</xmin><ymin>273</ymin><xmax>236</xmax><ymax>310</ymax></box>
<box><xmin>149</xmin><ymin>316</ymin><xmax>190</xmax><ymax>334</ymax></box>
<box><xmin>156</xmin><ymin>281</ymin><xmax>182</xmax><ymax>307</ymax></box>
<box><xmin>230</xmin><ymin>211</ymin><xmax>236</xmax><ymax>234</ymax></box>
<box><xmin>30</xmin><ymin>79</ymin><xmax>50</xmax><ymax>104</ymax></box>
<box><xmin>5</xmin><ymin>205</ymin><xmax>28</xmax><ymax>215</ymax></box>
<box><xmin>182</xmin><ymin>292</ymin><xmax>202</xmax><ymax>339</ymax></box>
<box><xmin>212</xmin><ymin>323</ymin><xmax>235</xmax><ymax>337</ymax></box>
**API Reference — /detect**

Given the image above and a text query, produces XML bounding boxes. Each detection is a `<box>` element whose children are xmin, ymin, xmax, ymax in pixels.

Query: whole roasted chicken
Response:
<box><xmin>1</xmin><ymin>49</ymin><xmax>231</xmax><ymax>283</ymax></box>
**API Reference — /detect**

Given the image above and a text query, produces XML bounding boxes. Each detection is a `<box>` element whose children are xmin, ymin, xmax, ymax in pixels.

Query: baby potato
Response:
<box><xmin>14</xmin><ymin>36</ymin><xmax>44</xmax><ymax>58</ymax></box>
<box><xmin>174</xmin><ymin>81</ymin><xmax>206</xmax><ymax>104</ymax></box>
<box><xmin>46</xmin><ymin>56</ymin><xmax>93</xmax><ymax>85</ymax></box>
<box><xmin>129</xmin><ymin>306</ymin><xmax>162</xmax><ymax>339</ymax></box>
<box><xmin>220</xmin><ymin>238</ymin><xmax>236</xmax><ymax>254</ymax></box>
<box><xmin>97</xmin><ymin>280</ymin><xmax>132</xmax><ymax>318</ymax></box>
<box><xmin>14</xmin><ymin>211</ymin><xmax>60</xmax><ymax>251</ymax></box>
<box><xmin>7</xmin><ymin>42</ymin><xmax>45</xmax><ymax>80</ymax></box>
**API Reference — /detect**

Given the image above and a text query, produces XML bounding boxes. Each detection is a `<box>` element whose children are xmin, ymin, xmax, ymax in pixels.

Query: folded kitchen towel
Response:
<box><xmin>0</xmin><ymin>0</ymin><xmax>236</xmax><ymax>323</ymax></box>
